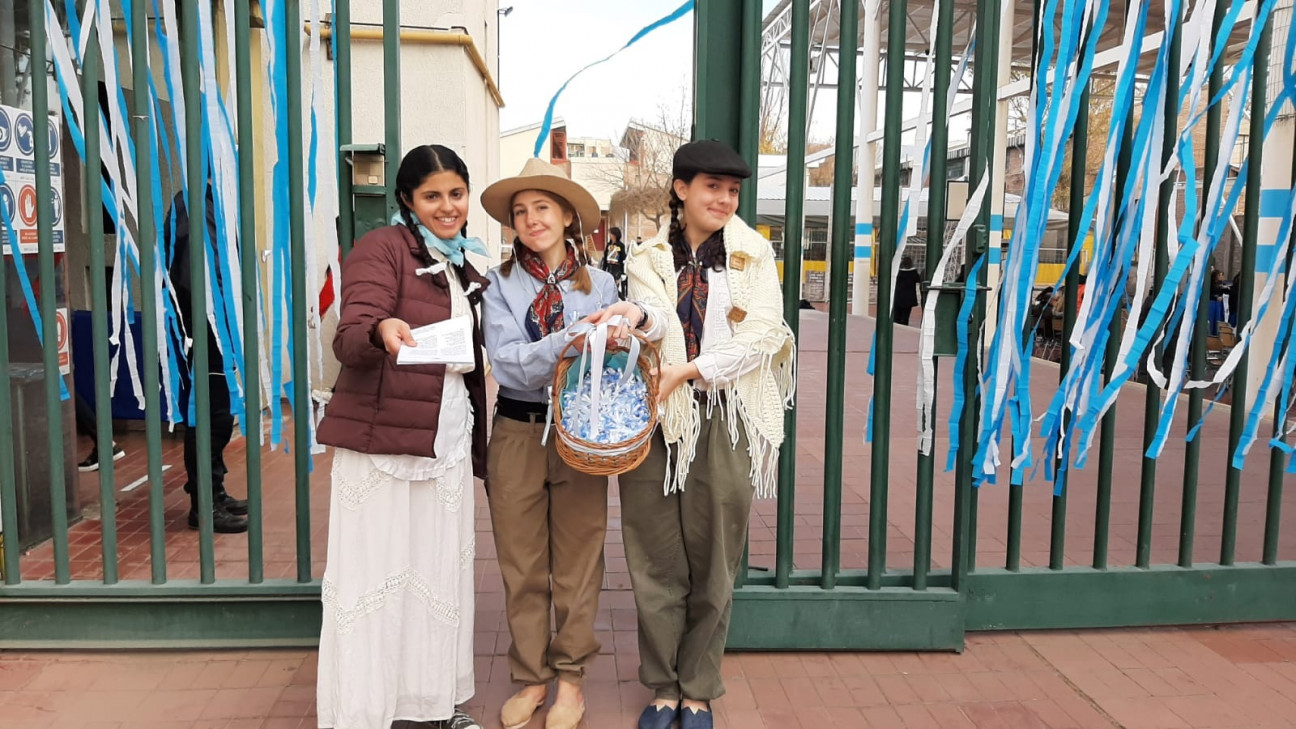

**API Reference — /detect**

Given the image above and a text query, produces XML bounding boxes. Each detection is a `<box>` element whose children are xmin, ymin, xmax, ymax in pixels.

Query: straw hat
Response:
<box><xmin>480</xmin><ymin>158</ymin><xmax>602</xmax><ymax>235</ymax></box>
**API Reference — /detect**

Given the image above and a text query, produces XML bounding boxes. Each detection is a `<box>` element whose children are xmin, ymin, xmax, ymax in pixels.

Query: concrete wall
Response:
<box><xmin>348</xmin><ymin>0</ymin><xmax>502</xmax><ymax>261</ymax></box>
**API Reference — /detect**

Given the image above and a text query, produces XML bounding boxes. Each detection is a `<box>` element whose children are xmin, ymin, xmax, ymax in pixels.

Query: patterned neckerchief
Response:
<box><xmin>673</xmin><ymin>236</ymin><xmax>725</xmax><ymax>361</ymax></box>
<box><xmin>518</xmin><ymin>243</ymin><xmax>580</xmax><ymax>341</ymax></box>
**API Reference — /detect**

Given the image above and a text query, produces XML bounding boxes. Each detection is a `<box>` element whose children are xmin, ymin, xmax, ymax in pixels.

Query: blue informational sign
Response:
<box><xmin>14</xmin><ymin>113</ymin><xmax>34</xmax><ymax>157</ymax></box>
<box><xmin>0</xmin><ymin>184</ymin><xmax>13</xmax><ymax>223</ymax></box>
<box><xmin>0</xmin><ymin>109</ymin><xmax>11</xmax><ymax>152</ymax></box>
<box><xmin>48</xmin><ymin>124</ymin><xmax>59</xmax><ymax>159</ymax></box>
<box><xmin>49</xmin><ymin>187</ymin><xmax>63</xmax><ymax>226</ymax></box>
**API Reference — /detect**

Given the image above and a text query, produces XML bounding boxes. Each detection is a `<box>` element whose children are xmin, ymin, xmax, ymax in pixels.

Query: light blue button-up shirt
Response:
<box><xmin>483</xmin><ymin>263</ymin><xmax>621</xmax><ymax>403</ymax></box>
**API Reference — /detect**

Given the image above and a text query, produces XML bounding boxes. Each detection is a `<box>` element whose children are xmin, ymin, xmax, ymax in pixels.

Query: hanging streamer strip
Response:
<box><xmin>533</xmin><ymin>1</ymin><xmax>695</xmax><ymax>157</ymax></box>
<box><xmin>265</xmin><ymin>0</ymin><xmax>293</xmax><ymax>450</ymax></box>
<box><xmin>196</xmin><ymin>0</ymin><xmax>248</xmax><ymax>425</ymax></box>
<box><xmin>973</xmin><ymin>0</ymin><xmax>1114</xmax><ymax>483</ymax></box>
<box><xmin>1243</xmin><ymin>17</ymin><xmax>1296</xmax><ymax>468</ymax></box>
<box><xmin>1073</xmin><ymin>0</ymin><xmax>1282</xmax><ymax>467</ymax></box>
<box><xmin>914</xmin><ymin>34</ymin><xmax>976</xmax><ymax>454</ymax></box>
<box><xmin>947</xmin><ymin>257</ymin><xmax>987</xmax><ymax>473</ymax></box>
<box><xmin>1006</xmin><ymin>0</ymin><xmax>1263</xmax><ymax>480</ymax></box>
<box><xmin>305</xmin><ymin>0</ymin><xmax>331</xmax><ymax>457</ymax></box>
<box><xmin>118</xmin><ymin>0</ymin><xmax>183</xmax><ymax>423</ymax></box>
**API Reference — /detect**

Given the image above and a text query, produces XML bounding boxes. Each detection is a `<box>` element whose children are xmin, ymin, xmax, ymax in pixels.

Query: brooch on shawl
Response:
<box><xmin>727</xmin><ymin>251</ymin><xmax>751</xmax><ymax>323</ymax></box>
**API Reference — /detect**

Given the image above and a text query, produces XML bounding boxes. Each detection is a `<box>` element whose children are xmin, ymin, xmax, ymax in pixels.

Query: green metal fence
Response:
<box><xmin>713</xmin><ymin>0</ymin><xmax>1296</xmax><ymax>651</ymax></box>
<box><xmin>0</xmin><ymin>0</ymin><xmax>1293</xmax><ymax>651</ymax></box>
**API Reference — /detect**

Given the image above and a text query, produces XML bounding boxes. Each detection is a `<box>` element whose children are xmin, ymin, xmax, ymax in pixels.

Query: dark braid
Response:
<box><xmin>499</xmin><ymin>238</ymin><xmax>526</xmax><ymax>277</ymax></box>
<box><xmin>668</xmin><ymin>189</ymin><xmax>726</xmax><ymax>272</ymax></box>
<box><xmin>399</xmin><ymin>205</ymin><xmax>422</xmax><ymax>243</ymax></box>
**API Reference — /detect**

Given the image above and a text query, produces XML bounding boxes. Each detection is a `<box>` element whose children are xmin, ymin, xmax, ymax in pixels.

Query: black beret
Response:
<box><xmin>672</xmin><ymin>140</ymin><xmax>752</xmax><ymax>180</ymax></box>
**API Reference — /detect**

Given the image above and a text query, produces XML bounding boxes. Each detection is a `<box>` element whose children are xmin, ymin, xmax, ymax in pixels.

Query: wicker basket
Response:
<box><xmin>551</xmin><ymin>330</ymin><xmax>660</xmax><ymax>476</ymax></box>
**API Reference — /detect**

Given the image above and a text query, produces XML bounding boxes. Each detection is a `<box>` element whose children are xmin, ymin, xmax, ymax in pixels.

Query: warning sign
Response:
<box><xmin>55</xmin><ymin>307</ymin><xmax>70</xmax><ymax>376</ymax></box>
<box><xmin>0</xmin><ymin>103</ymin><xmax>65</xmax><ymax>256</ymax></box>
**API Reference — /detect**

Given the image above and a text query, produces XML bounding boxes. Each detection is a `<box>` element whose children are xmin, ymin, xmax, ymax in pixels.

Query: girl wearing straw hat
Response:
<box><xmin>593</xmin><ymin>140</ymin><xmax>796</xmax><ymax>729</ymax></box>
<box><xmin>315</xmin><ymin>145</ymin><xmax>489</xmax><ymax>729</ymax></box>
<box><xmin>479</xmin><ymin>158</ymin><xmax>620</xmax><ymax>729</ymax></box>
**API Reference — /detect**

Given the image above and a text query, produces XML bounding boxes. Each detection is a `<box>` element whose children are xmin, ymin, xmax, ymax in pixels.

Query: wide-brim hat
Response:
<box><xmin>481</xmin><ymin>158</ymin><xmax>602</xmax><ymax>235</ymax></box>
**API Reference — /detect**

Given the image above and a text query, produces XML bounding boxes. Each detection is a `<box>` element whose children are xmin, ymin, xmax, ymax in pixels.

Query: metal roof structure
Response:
<box><xmin>759</xmin><ymin>0</ymin><xmax>1259</xmax><ymax>89</ymax></box>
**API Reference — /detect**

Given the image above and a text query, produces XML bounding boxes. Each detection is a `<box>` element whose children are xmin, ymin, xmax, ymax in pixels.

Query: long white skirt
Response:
<box><xmin>317</xmin><ymin>385</ymin><xmax>476</xmax><ymax>728</ymax></box>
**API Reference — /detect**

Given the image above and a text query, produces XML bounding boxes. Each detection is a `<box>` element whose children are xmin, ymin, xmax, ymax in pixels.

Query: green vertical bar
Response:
<box><xmin>955</xmin><ymin>0</ymin><xmax>1001</xmax><ymax>583</ymax></box>
<box><xmin>732</xmin><ymin>0</ymin><xmax>761</xmax><ymax>591</ymax></box>
<box><xmin>182</xmin><ymin>0</ymin><xmax>216</xmax><ymax>581</ymax></box>
<box><xmin>775</xmin><ymin>0</ymin><xmax>810</xmax><ymax>591</ymax></box>
<box><xmin>131</xmin><ymin>0</ymin><xmax>166</xmax><ymax>584</ymax></box>
<box><xmin>334</xmin><ymin>0</ymin><xmax>355</xmax><ymax>258</ymax></box>
<box><xmin>736</xmin><ymin>0</ymin><xmax>760</xmax><ymax>227</ymax></box>
<box><xmin>383</xmin><ymin>0</ymin><xmax>400</xmax><ymax>215</ymax></box>
<box><xmin>1181</xmin><ymin>0</ymin><xmax>1226</xmax><ymax>569</ymax></box>
<box><xmin>83</xmin><ymin>19</ymin><xmax>118</xmax><ymax>584</ymax></box>
<box><xmin>235</xmin><ymin>0</ymin><xmax>263</xmax><ymax>584</ymax></box>
<box><xmin>871</xmin><ymin>0</ymin><xmax>907</xmax><ymax>591</ymax></box>
<box><xmin>915</xmin><ymin>0</ymin><xmax>955</xmax><ymax>591</ymax></box>
<box><xmin>1263</xmin><ymin>149</ymin><xmax>1296</xmax><ymax>567</ymax></box>
<box><xmin>821</xmin><ymin>0</ymin><xmax>858</xmax><ymax>591</ymax></box>
<box><xmin>1094</xmin><ymin>99</ymin><xmax>1136</xmax><ymax>571</ymax></box>
<box><xmin>1029</xmin><ymin>4</ymin><xmax>1054</xmax><ymax>570</ymax></box>
<box><xmin>0</xmin><ymin>25</ymin><xmax>18</xmax><ymax>586</ymax></box>
<box><xmin>30</xmin><ymin>0</ymin><xmax>70</xmax><ymax>585</ymax></box>
<box><xmin>1137</xmin><ymin>21</ymin><xmax>1180</xmax><ymax>570</ymax></box>
<box><xmin>285</xmin><ymin>0</ymin><xmax>312</xmax><ymax>583</ymax></box>
<box><xmin>1054</xmin><ymin>81</ymin><xmax>1088</xmax><ymax>572</ymax></box>
<box><xmin>693</xmin><ymin>0</ymin><xmax>743</xmax><ymax>143</ymax></box>
<box><xmin>1222</xmin><ymin>16</ymin><xmax>1270</xmax><ymax>566</ymax></box>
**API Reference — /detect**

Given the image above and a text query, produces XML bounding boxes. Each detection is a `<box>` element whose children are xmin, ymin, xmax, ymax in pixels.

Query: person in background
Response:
<box><xmin>75</xmin><ymin>392</ymin><xmax>125</xmax><ymax>472</ymax></box>
<box><xmin>165</xmin><ymin>181</ymin><xmax>249</xmax><ymax>534</ymax></box>
<box><xmin>893</xmin><ymin>255</ymin><xmax>922</xmax><ymax>326</ymax></box>
<box><xmin>603</xmin><ymin>226</ymin><xmax>628</xmax><ymax>298</ymax></box>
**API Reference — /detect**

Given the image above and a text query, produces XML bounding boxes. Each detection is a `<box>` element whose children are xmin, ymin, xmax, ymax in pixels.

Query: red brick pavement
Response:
<box><xmin>4</xmin><ymin>312</ymin><xmax>1295</xmax><ymax>727</ymax></box>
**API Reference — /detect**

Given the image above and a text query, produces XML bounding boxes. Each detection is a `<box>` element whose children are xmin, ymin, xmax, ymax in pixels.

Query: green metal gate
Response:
<box><xmin>0</xmin><ymin>0</ymin><xmax>1294</xmax><ymax>650</ymax></box>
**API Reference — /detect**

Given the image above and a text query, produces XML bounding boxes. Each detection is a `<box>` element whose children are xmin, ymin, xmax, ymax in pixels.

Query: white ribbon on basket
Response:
<box><xmin>541</xmin><ymin>315</ymin><xmax>639</xmax><ymax>446</ymax></box>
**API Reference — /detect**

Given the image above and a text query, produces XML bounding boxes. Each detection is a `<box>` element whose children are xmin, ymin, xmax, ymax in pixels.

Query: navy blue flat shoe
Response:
<box><xmin>638</xmin><ymin>703</ymin><xmax>680</xmax><ymax>729</ymax></box>
<box><xmin>679</xmin><ymin>705</ymin><xmax>713</xmax><ymax>729</ymax></box>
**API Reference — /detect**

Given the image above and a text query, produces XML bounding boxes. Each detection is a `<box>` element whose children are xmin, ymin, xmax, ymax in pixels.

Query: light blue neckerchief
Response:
<box><xmin>392</xmin><ymin>212</ymin><xmax>490</xmax><ymax>267</ymax></box>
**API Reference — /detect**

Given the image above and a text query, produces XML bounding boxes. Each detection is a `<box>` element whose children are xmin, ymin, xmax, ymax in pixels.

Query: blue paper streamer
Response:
<box><xmin>534</xmin><ymin>1</ymin><xmax>694</xmax><ymax>158</ymax></box>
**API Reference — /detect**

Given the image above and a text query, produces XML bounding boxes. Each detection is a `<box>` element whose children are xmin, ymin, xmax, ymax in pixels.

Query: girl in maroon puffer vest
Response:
<box><xmin>316</xmin><ymin>145</ymin><xmax>489</xmax><ymax>729</ymax></box>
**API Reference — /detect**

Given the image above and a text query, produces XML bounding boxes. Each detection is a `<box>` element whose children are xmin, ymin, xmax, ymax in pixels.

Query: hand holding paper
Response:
<box><xmin>397</xmin><ymin>316</ymin><xmax>474</xmax><ymax>366</ymax></box>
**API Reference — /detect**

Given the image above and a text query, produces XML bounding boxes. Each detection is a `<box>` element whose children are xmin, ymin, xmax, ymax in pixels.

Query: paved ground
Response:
<box><xmin>4</xmin><ymin>311</ymin><xmax>1295</xmax><ymax>728</ymax></box>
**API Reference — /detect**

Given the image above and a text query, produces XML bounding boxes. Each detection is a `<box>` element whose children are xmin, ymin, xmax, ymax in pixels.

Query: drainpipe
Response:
<box><xmin>305</xmin><ymin>23</ymin><xmax>505</xmax><ymax>108</ymax></box>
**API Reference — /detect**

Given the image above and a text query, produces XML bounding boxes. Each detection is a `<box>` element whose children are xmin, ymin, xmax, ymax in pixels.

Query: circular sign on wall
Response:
<box><xmin>14</xmin><ymin>113</ymin><xmax>34</xmax><ymax>157</ymax></box>
<box><xmin>0</xmin><ymin>109</ymin><xmax>12</xmax><ymax>153</ymax></box>
<box><xmin>18</xmin><ymin>185</ymin><xmax>37</xmax><ymax>227</ymax></box>
<box><xmin>49</xmin><ymin>188</ymin><xmax>62</xmax><ymax>226</ymax></box>
<box><xmin>47</xmin><ymin>124</ymin><xmax>59</xmax><ymax>159</ymax></box>
<box><xmin>0</xmin><ymin>185</ymin><xmax>14</xmax><ymax>223</ymax></box>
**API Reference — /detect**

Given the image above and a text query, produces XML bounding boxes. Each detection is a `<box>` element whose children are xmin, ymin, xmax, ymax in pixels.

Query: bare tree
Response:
<box><xmin>597</xmin><ymin>97</ymin><xmax>690</xmax><ymax>237</ymax></box>
<box><xmin>1052</xmin><ymin>78</ymin><xmax>1118</xmax><ymax>211</ymax></box>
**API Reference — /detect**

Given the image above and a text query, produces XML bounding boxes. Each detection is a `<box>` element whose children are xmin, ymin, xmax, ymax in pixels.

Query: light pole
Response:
<box><xmin>497</xmin><ymin>6</ymin><xmax>513</xmax><ymax>92</ymax></box>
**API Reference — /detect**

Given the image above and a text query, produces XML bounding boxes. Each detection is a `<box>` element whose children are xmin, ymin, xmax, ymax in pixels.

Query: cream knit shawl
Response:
<box><xmin>626</xmin><ymin>216</ymin><xmax>796</xmax><ymax>498</ymax></box>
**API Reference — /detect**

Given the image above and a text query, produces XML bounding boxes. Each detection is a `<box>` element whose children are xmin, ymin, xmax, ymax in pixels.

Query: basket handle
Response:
<box><xmin>562</xmin><ymin>315</ymin><xmax>639</xmax><ymax>439</ymax></box>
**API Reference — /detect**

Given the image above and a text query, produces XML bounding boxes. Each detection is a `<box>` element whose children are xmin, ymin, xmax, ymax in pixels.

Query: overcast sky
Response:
<box><xmin>497</xmin><ymin>1</ymin><xmax>784</xmax><ymax>142</ymax></box>
<box><xmin>496</xmin><ymin>1</ymin><xmax>962</xmax><ymax>159</ymax></box>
